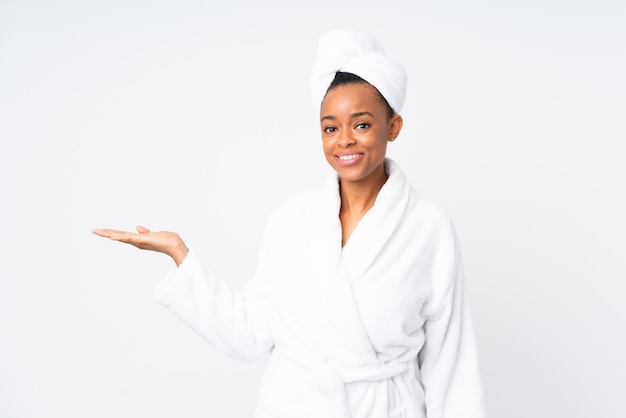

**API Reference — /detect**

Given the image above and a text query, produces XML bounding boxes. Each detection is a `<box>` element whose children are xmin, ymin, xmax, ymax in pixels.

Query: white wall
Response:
<box><xmin>1</xmin><ymin>1</ymin><xmax>624</xmax><ymax>417</ymax></box>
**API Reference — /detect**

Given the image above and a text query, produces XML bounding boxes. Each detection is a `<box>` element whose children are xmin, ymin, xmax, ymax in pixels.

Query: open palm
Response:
<box><xmin>93</xmin><ymin>225</ymin><xmax>189</xmax><ymax>266</ymax></box>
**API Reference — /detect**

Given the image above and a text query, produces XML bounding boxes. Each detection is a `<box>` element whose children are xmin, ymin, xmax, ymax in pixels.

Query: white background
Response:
<box><xmin>1</xmin><ymin>1</ymin><xmax>625</xmax><ymax>417</ymax></box>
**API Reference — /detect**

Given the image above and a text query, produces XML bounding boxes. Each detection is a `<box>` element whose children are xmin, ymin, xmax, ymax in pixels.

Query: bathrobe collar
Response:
<box><xmin>320</xmin><ymin>158</ymin><xmax>413</xmax><ymax>282</ymax></box>
<box><xmin>298</xmin><ymin>158</ymin><xmax>416</xmax><ymax>415</ymax></box>
<box><xmin>305</xmin><ymin>158</ymin><xmax>414</xmax><ymax>362</ymax></box>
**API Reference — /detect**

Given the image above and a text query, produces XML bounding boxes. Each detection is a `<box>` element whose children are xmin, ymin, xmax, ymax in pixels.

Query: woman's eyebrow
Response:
<box><xmin>321</xmin><ymin>111</ymin><xmax>374</xmax><ymax>123</ymax></box>
<box><xmin>351</xmin><ymin>111</ymin><xmax>374</xmax><ymax>118</ymax></box>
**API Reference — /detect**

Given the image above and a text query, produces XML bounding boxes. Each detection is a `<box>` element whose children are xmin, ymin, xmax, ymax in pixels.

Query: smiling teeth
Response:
<box><xmin>339</xmin><ymin>154</ymin><xmax>361</xmax><ymax>160</ymax></box>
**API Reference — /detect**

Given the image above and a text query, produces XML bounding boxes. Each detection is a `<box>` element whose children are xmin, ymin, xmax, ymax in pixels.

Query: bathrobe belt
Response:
<box><xmin>276</xmin><ymin>346</ymin><xmax>411</xmax><ymax>418</ymax></box>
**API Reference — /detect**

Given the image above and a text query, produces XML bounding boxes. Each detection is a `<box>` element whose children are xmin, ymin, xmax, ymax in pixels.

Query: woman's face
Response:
<box><xmin>320</xmin><ymin>83</ymin><xmax>402</xmax><ymax>186</ymax></box>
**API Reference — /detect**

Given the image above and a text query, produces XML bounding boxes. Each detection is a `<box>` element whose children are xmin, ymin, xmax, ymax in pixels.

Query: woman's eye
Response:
<box><xmin>355</xmin><ymin>123</ymin><xmax>370</xmax><ymax>130</ymax></box>
<box><xmin>323</xmin><ymin>126</ymin><xmax>337</xmax><ymax>134</ymax></box>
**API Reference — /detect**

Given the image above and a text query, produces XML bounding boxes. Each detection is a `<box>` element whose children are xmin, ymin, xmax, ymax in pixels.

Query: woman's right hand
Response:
<box><xmin>92</xmin><ymin>225</ymin><xmax>189</xmax><ymax>266</ymax></box>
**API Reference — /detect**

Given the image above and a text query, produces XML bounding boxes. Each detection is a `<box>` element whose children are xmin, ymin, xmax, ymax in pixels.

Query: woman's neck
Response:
<box><xmin>338</xmin><ymin>165</ymin><xmax>388</xmax><ymax>247</ymax></box>
<box><xmin>339</xmin><ymin>165</ymin><xmax>388</xmax><ymax>218</ymax></box>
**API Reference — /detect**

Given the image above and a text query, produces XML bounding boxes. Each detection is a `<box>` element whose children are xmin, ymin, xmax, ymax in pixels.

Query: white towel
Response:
<box><xmin>310</xmin><ymin>30</ymin><xmax>408</xmax><ymax>113</ymax></box>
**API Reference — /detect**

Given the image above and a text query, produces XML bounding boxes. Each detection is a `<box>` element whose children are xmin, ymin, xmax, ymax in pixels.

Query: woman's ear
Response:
<box><xmin>388</xmin><ymin>114</ymin><xmax>403</xmax><ymax>142</ymax></box>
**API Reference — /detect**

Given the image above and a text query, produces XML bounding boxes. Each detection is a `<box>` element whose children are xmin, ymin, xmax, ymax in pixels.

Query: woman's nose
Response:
<box><xmin>337</xmin><ymin>129</ymin><xmax>356</xmax><ymax>147</ymax></box>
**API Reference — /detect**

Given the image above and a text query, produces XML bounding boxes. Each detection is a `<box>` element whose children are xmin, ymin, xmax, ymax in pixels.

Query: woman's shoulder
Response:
<box><xmin>264</xmin><ymin>186</ymin><xmax>327</xmax><ymax>224</ymax></box>
<box><xmin>413</xmin><ymin>194</ymin><xmax>453</xmax><ymax>224</ymax></box>
<box><xmin>270</xmin><ymin>188</ymin><xmax>318</xmax><ymax>214</ymax></box>
<box><xmin>387</xmin><ymin>158</ymin><xmax>456</xmax><ymax>233</ymax></box>
<box><xmin>406</xmin><ymin>189</ymin><xmax>458</xmax><ymax>242</ymax></box>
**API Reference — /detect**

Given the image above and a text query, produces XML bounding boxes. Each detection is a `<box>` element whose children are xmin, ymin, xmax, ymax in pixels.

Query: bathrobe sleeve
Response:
<box><xmin>418</xmin><ymin>216</ymin><xmax>486</xmax><ymax>418</ymax></box>
<box><xmin>153</xmin><ymin>214</ymin><xmax>277</xmax><ymax>362</ymax></box>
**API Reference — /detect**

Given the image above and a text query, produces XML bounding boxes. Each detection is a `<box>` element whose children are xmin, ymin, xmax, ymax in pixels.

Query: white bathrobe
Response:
<box><xmin>155</xmin><ymin>159</ymin><xmax>486</xmax><ymax>418</ymax></box>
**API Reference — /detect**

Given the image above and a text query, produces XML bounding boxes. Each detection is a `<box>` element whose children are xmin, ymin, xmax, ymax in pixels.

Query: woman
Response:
<box><xmin>94</xmin><ymin>30</ymin><xmax>486</xmax><ymax>418</ymax></box>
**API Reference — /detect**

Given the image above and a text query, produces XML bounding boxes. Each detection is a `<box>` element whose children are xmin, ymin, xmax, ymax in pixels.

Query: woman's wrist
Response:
<box><xmin>171</xmin><ymin>239</ymin><xmax>190</xmax><ymax>267</ymax></box>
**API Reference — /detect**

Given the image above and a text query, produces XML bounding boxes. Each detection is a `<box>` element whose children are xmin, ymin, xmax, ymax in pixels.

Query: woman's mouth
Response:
<box><xmin>335</xmin><ymin>153</ymin><xmax>364</xmax><ymax>167</ymax></box>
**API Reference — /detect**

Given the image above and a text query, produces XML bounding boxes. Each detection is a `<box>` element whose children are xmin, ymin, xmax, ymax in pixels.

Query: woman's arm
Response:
<box><xmin>92</xmin><ymin>223</ymin><xmax>274</xmax><ymax>361</ymax></box>
<box><xmin>418</xmin><ymin>219</ymin><xmax>486</xmax><ymax>418</ymax></box>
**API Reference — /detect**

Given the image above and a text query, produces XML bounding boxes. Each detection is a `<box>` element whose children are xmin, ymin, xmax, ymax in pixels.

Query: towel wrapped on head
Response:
<box><xmin>310</xmin><ymin>30</ymin><xmax>408</xmax><ymax>114</ymax></box>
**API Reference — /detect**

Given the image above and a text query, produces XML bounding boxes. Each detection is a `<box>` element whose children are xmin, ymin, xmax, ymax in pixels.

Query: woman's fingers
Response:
<box><xmin>93</xmin><ymin>228</ymin><xmax>145</xmax><ymax>246</ymax></box>
<box><xmin>92</xmin><ymin>228</ymin><xmax>131</xmax><ymax>238</ymax></box>
<box><xmin>93</xmin><ymin>227</ymin><xmax>180</xmax><ymax>252</ymax></box>
<box><xmin>93</xmin><ymin>227</ymin><xmax>148</xmax><ymax>239</ymax></box>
